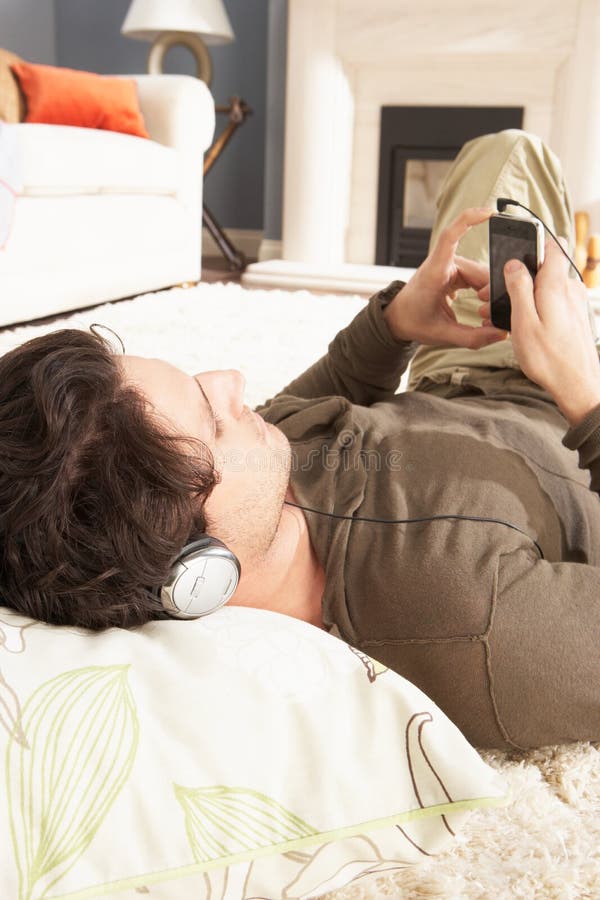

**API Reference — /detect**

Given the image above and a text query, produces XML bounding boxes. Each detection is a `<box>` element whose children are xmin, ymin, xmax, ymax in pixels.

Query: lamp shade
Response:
<box><xmin>121</xmin><ymin>0</ymin><xmax>234</xmax><ymax>45</ymax></box>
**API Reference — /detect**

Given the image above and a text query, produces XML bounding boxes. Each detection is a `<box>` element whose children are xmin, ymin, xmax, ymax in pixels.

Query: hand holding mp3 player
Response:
<box><xmin>489</xmin><ymin>212</ymin><xmax>545</xmax><ymax>332</ymax></box>
<box><xmin>495</xmin><ymin>223</ymin><xmax>600</xmax><ymax>426</ymax></box>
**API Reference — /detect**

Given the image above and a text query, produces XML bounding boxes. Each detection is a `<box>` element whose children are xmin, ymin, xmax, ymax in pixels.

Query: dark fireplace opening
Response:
<box><xmin>376</xmin><ymin>106</ymin><xmax>524</xmax><ymax>268</ymax></box>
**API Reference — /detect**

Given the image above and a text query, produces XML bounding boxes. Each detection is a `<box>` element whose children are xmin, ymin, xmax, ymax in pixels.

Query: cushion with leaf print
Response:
<box><xmin>0</xmin><ymin>605</ymin><xmax>508</xmax><ymax>899</ymax></box>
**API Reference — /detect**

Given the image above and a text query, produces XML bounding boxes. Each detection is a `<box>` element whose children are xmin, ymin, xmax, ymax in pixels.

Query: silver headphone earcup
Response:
<box><xmin>159</xmin><ymin>537</ymin><xmax>241</xmax><ymax>619</ymax></box>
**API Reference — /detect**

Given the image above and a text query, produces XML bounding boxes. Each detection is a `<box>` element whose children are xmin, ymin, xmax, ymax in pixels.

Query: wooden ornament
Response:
<box><xmin>583</xmin><ymin>234</ymin><xmax>600</xmax><ymax>289</ymax></box>
<box><xmin>575</xmin><ymin>211</ymin><xmax>589</xmax><ymax>274</ymax></box>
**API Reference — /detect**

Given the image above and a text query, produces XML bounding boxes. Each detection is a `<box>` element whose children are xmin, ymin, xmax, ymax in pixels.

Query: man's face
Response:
<box><xmin>118</xmin><ymin>356</ymin><xmax>291</xmax><ymax>565</ymax></box>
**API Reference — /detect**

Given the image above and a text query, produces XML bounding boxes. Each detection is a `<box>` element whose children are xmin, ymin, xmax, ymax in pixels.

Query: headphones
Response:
<box><xmin>155</xmin><ymin>536</ymin><xmax>241</xmax><ymax>619</ymax></box>
<box><xmin>157</xmin><ymin>501</ymin><xmax>544</xmax><ymax>619</ymax></box>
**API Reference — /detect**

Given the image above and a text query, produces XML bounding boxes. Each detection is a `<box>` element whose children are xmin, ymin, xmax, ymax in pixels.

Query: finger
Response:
<box><xmin>477</xmin><ymin>284</ymin><xmax>491</xmax><ymax>302</ymax></box>
<box><xmin>478</xmin><ymin>302</ymin><xmax>491</xmax><ymax>319</ymax></box>
<box><xmin>437</xmin><ymin>320</ymin><xmax>508</xmax><ymax>350</ymax></box>
<box><xmin>455</xmin><ymin>322</ymin><xmax>508</xmax><ymax>350</ymax></box>
<box><xmin>431</xmin><ymin>207</ymin><xmax>493</xmax><ymax>267</ymax></box>
<box><xmin>453</xmin><ymin>256</ymin><xmax>490</xmax><ymax>291</ymax></box>
<box><xmin>536</xmin><ymin>236</ymin><xmax>570</xmax><ymax>288</ymax></box>
<box><xmin>504</xmin><ymin>259</ymin><xmax>539</xmax><ymax>327</ymax></box>
<box><xmin>474</xmin><ymin>326</ymin><xmax>510</xmax><ymax>348</ymax></box>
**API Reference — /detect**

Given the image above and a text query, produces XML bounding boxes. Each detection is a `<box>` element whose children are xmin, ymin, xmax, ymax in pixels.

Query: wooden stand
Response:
<box><xmin>202</xmin><ymin>97</ymin><xmax>252</xmax><ymax>272</ymax></box>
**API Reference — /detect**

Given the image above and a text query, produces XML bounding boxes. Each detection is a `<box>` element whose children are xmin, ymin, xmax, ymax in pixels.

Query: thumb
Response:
<box><xmin>504</xmin><ymin>259</ymin><xmax>538</xmax><ymax>327</ymax></box>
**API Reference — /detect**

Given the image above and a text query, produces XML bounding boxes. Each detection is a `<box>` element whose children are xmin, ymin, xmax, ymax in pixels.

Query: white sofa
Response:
<box><xmin>0</xmin><ymin>74</ymin><xmax>215</xmax><ymax>328</ymax></box>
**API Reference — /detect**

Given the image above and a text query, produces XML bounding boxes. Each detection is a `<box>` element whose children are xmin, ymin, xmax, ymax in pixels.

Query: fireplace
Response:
<box><xmin>376</xmin><ymin>106</ymin><xmax>524</xmax><ymax>268</ymax></box>
<box><xmin>243</xmin><ymin>1</ymin><xmax>600</xmax><ymax>295</ymax></box>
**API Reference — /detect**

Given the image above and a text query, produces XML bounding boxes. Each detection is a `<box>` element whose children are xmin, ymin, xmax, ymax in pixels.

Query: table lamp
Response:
<box><xmin>121</xmin><ymin>0</ymin><xmax>234</xmax><ymax>86</ymax></box>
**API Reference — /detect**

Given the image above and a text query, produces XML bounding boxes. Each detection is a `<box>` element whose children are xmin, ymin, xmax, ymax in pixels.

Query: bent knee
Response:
<box><xmin>461</xmin><ymin>128</ymin><xmax>550</xmax><ymax>165</ymax></box>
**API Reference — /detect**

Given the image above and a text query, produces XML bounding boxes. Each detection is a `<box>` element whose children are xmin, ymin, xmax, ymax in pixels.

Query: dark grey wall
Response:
<box><xmin>54</xmin><ymin>0</ymin><xmax>268</xmax><ymax>231</ymax></box>
<box><xmin>0</xmin><ymin>0</ymin><xmax>56</xmax><ymax>63</ymax></box>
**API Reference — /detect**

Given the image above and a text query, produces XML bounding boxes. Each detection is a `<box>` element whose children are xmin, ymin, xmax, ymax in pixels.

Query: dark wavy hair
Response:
<box><xmin>0</xmin><ymin>328</ymin><xmax>218</xmax><ymax>629</ymax></box>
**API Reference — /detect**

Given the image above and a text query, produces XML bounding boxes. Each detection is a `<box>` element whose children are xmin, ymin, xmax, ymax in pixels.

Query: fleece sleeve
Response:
<box><xmin>562</xmin><ymin>402</ymin><xmax>600</xmax><ymax>493</ymax></box>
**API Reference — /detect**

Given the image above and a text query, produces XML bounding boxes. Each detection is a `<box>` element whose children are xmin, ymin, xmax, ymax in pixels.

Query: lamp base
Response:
<box><xmin>147</xmin><ymin>31</ymin><xmax>213</xmax><ymax>85</ymax></box>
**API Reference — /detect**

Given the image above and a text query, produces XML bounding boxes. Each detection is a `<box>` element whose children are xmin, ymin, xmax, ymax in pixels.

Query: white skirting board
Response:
<box><xmin>241</xmin><ymin>259</ymin><xmax>418</xmax><ymax>295</ymax></box>
<box><xmin>258</xmin><ymin>238</ymin><xmax>283</xmax><ymax>261</ymax></box>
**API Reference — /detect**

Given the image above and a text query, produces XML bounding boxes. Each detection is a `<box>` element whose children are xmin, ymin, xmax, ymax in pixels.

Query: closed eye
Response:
<box><xmin>211</xmin><ymin>407</ymin><xmax>224</xmax><ymax>438</ymax></box>
<box><xmin>194</xmin><ymin>378</ymin><xmax>222</xmax><ymax>439</ymax></box>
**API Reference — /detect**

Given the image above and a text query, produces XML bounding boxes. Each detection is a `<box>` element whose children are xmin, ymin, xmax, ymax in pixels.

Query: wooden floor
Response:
<box><xmin>201</xmin><ymin>255</ymin><xmax>251</xmax><ymax>285</ymax></box>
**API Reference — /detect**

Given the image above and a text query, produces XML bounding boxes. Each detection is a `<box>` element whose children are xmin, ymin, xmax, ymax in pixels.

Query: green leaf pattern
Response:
<box><xmin>6</xmin><ymin>665</ymin><xmax>139</xmax><ymax>900</ymax></box>
<box><xmin>175</xmin><ymin>784</ymin><xmax>318</xmax><ymax>862</ymax></box>
<box><xmin>0</xmin><ymin>667</ymin><xmax>28</xmax><ymax>748</ymax></box>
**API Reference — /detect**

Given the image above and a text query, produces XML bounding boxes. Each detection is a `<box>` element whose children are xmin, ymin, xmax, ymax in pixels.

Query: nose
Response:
<box><xmin>197</xmin><ymin>369</ymin><xmax>246</xmax><ymax>421</ymax></box>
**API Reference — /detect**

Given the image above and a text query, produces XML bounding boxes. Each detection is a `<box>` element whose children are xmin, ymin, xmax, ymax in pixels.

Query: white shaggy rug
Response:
<box><xmin>1</xmin><ymin>282</ymin><xmax>599</xmax><ymax>900</ymax></box>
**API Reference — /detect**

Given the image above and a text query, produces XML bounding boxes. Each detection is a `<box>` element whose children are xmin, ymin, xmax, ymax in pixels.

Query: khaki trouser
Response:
<box><xmin>407</xmin><ymin>129</ymin><xmax>575</xmax><ymax>390</ymax></box>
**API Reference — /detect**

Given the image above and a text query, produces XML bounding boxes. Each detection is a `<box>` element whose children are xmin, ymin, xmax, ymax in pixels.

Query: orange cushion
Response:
<box><xmin>10</xmin><ymin>62</ymin><xmax>150</xmax><ymax>138</ymax></box>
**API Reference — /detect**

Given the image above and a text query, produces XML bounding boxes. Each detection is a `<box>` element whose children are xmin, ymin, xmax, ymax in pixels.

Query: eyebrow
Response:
<box><xmin>194</xmin><ymin>378</ymin><xmax>217</xmax><ymax>439</ymax></box>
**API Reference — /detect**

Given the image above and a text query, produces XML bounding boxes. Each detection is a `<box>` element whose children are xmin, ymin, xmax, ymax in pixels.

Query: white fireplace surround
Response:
<box><xmin>244</xmin><ymin>0</ymin><xmax>600</xmax><ymax>293</ymax></box>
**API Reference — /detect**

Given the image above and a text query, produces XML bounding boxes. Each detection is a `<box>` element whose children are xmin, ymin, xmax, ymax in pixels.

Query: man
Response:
<box><xmin>0</xmin><ymin>130</ymin><xmax>598</xmax><ymax>751</ymax></box>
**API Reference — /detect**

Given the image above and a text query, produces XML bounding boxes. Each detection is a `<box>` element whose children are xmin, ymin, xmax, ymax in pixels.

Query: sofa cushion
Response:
<box><xmin>0</xmin><ymin>195</ymin><xmax>201</xmax><ymax>323</ymax></box>
<box><xmin>11</xmin><ymin>61</ymin><xmax>150</xmax><ymax>138</ymax></box>
<box><xmin>0</xmin><ymin>48</ymin><xmax>26</xmax><ymax>122</ymax></box>
<box><xmin>12</xmin><ymin>123</ymin><xmax>180</xmax><ymax>197</ymax></box>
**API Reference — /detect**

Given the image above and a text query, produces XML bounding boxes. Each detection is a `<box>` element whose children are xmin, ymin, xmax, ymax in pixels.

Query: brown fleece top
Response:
<box><xmin>257</xmin><ymin>285</ymin><xmax>600</xmax><ymax>750</ymax></box>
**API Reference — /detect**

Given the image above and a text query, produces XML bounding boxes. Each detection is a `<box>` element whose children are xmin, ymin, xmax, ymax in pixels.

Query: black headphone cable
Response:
<box><xmin>284</xmin><ymin>500</ymin><xmax>544</xmax><ymax>559</ymax></box>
